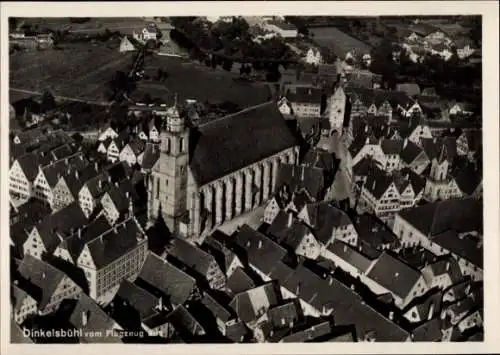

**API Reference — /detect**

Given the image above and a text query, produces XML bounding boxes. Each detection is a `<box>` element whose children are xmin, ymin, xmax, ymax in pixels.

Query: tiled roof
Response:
<box><xmin>201</xmin><ymin>231</ymin><xmax>238</xmax><ymax>274</ymax></box>
<box><xmin>381</xmin><ymin>139</ymin><xmax>404</xmax><ymax>155</ymax></box>
<box><xmin>166</xmin><ymin>237</ymin><xmax>217</xmax><ymax>278</ymax></box>
<box><xmin>426</xmin><ymin>255</ymin><xmax>463</xmax><ymax>285</ymax></box>
<box><xmin>126</xmin><ymin>138</ymin><xmax>146</xmax><ymax>156</ymax></box>
<box><xmin>400</xmin><ymin>140</ymin><xmax>425</xmax><ymax>164</ymax></box>
<box><xmin>141</xmin><ymin>142</ymin><xmax>161</xmax><ymax>170</ymax></box>
<box><xmin>366</xmin><ymin>251</ymin><xmax>423</xmax><ymax>300</ymax></box>
<box><xmin>432</xmin><ymin>230</ymin><xmax>483</xmax><ymax>268</ymax></box>
<box><xmin>190</xmin><ymin>102</ymin><xmax>300</xmax><ymax>185</ymax></box>
<box><xmin>138</xmin><ymin>252</ymin><xmax>196</xmax><ymax>306</ymax></box>
<box><xmin>69</xmin><ymin>293</ymin><xmax>121</xmax><ymax>343</ymax></box>
<box><xmin>234</xmin><ymin>224</ymin><xmax>288</xmax><ymax>272</ymax></box>
<box><xmin>363</xmin><ymin>165</ymin><xmax>394</xmax><ymax>199</ymax></box>
<box><xmin>267</xmin><ymin>301</ymin><xmax>301</xmax><ymax>329</ymax></box>
<box><xmin>327</xmin><ymin>240</ymin><xmax>374</xmax><ymax>273</ymax></box>
<box><xmin>411</xmin><ymin>318</ymin><xmax>442</xmax><ymax>341</ymax></box>
<box><xmin>396</xmin><ymin>83</ymin><xmax>421</xmax><ymax>97</ymax></box>
<box><xmin>115</xmin><ymin>279</ymin><xmax>159</xmax><ymax>320</ymax></box>
<box><xmin>281</xmin><ymin>264</ymin><xmax>408</xmax><ymax>341</ymax></box>
<box><xmin>83</xmin><ymin>172</ymin><xmax>112</xmax><ymax>198</ymax></box>
<box><xmin>35</xmin><ymin>202</ymin><xmax>88</xmax><ymax>254</ymax></box>
<box><xmin>420</xmin><ymin>137</ymin><xmax>458</xmax><ymax>161</ymax></box>
<box><xmin>451</xmin><ymin>161</ymin><xmax>482</xmax><ymax>195</ymax></box>
<box><xmin>11</xmin><ymin>319</ymin><xmax>33</xmax><ymax>344</ymax></box>
<box><xmin>15</xmin><ymin>153</ymin><xmax>40</xmax><ymax>182</ymax></box>
<box><xmin>310</xmin><ymin>27</ymin><xmax>372</xmax><ymax>58</ymax></box>
<box><xmin>277</xmin><ymin>163</ymin><xmax>325</xmax><ymax>200</ymax></box>
<box><xmin>226</xmin><ymin>267</ymin><xmax>256</xmax><ymax>295</ymax></box>
<box><xmin>397</xmin><ymin>198</ymin><xmax>483</xmax><ymax>238</ymax></box>
<box><xmin>86</xmin><ymin>218</ymin><xmax>146</xmax><ymax>269</ymax></box>
<box><xmin>102</xmin><ymin>180</ymin><xmax>140</xmax><ymax>213</ymax></box>
<box><xmin>201</xmin><ymin>291</ymin><xmax>233</xmax><ymax>322</ymax></box>
<box><xmin>229</xmin><ymin>283</ymin><xmax>280</xmax><ymax>323</ymax></box>
<box><xmin>41</xmin><ymin>152</ymin><xmax>88</xmax><ymax>187</ymax></box>
<box><xmin>280</xmin><ymin>321</ymin><xmax>333</xmax><ymax>343</ymax></box>
<box><xmin>167</xmin><ymin>304</ymin><xmax>207</xmax><ymax>337</ymax></box>
<box><xmin>404</xmin><ymin>287</ymin><xmax>443</xmax><ymax>322</ymax></box>
<box><xmin>354</xmin><ymin>214</ymin><xmax>400</xmax><ymax>249</ymax></box>
<box><xmin>17</xmin><ymin>254</ymin><xmax>67</xmax><ymax>309</ymax></box>
<box><xmin>302</xmin><ymin>201</ymin><xmax>353</xmax><ymax>244</ymax></box>
<box><xmin>63</xmin><ymin>215</ymin><xmax>111</xmax><ymax>261</ymax></box>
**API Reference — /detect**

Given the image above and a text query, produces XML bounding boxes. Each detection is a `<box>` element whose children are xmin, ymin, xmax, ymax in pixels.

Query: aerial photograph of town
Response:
<box><xmin>8</xmin><ymin>15</ymin><xmax>483</xmax><ymax>343</ymax></box>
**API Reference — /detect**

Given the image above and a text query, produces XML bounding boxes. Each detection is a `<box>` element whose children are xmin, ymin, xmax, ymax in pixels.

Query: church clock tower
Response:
<box><xmin>148</xmin><ymin>98</ymin><xmax>190</xmax><ymax>233</ymax></box>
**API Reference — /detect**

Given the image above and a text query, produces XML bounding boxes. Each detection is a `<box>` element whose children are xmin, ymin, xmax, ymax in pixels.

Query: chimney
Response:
<box><xmin>365</xmin><ymin>137</ymin><xmax>370</xmax><ymax>145</ymax></box>
<box><xmin>301</xmin><ymin>166</ymin><xmax>305</xmax><ymax>181</ymax></box>
<box><xmin>94</xmin><ymin>162</ymin><xmax>99</xmax><ymax>171</ymax></box>
<box><xmin>389</xmin><ymin>311</ymin><xmax>394</xmax><ymax>320</ymax></box>
<box><xmin>287</xmin><ymin>213</ymin><xmax>293</xmax><ymax>228</ymax></box>
<box><xmin>98</xmin><ymin>180</ymin><xmax>102</xmax><ymax>189</ymax></box>
<box><xmin>125</xmin><ymin>191</ymin><xmax>130</xmax><ymax>199</ymax></box>
<box><xmin>156</xmin><ymin>296</ymin><xmax>163</xmax><ymax>311</ymax></box>
<box><xmin>395</xmin><ymin>272</ymin><xmax>399</xmax><ymax>278</ymax></box>
<box><xmin>295</xmin><ymin>283</ymin><xmax>301</xmax><ymax>295</ymax></box>
<box><xmin>446</xmin><ymin>262</ymin><xmax>450</xmax><ymax>271</ymax></box>
<box><xmin>372</xmin><ymin>180</ymin><xmax>376</xmax><ymax>191</ymax></box>
<box><xmin>82</xmin><ymin>311</ymin><xmax>89</xmax><ymax>327</ymax></box>
<box><xmin>75</xmin><ymin>170</ymin><xmax>79</xmax><ymax>179</ymax></box>
<box><xmin>108</xmin><ymin>175</ymin><xmax>112</xmax><ymax>183</ymax></box>
<box><xmin>403</xmin><ymin>138</ymin><xmax>408</xmax><ymax>149</ymax></box>
<box><xmin>42</xmin><ymin>272</ymin><xmax>46</xmax><ymax>279</ymax></box>
<box><xmin>78</xmin><ymin>228</ymin><xmax>82</xmax><ymax>239</ymax></box>
<box><xmin>114</xmin><ymin>181</ymin><xmax>119</xmax><ymax>188</ymax></box>
<box><xmin>258</xmin><ymin>240</ymin><xmax>263</xmax><ymax>249</ymax></box>
<box><xmin>329</xmin><ymin>277</ymin><xmax>333</xmax><ymax>286</ymax></box>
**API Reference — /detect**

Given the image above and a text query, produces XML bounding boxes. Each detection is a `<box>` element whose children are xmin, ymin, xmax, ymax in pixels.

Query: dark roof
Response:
<box><xmin>281</xmin><ymin>264</ymin><xmax>408</xmax><ymax>341</ymax></box>
<box><xmin>233</xmin><ymin>224</ymin><xmax>288</xmax><ymax>272</ymax></box>
<box><xmin>201</xmin><ymin>291</ymin><xmax>233</xmax><ymax>322</ymax></box>
<box><xmin>141</xmin><ymin>142</ymin><xmax>161</xmax><ymax>170</ymax></box>
<box><xmin>280</xmin><ymin>321</ymin><xmax>333</xmax><ymax>343</ymax></box>
<box><xmin>86</xmin><ymin>218</ymin><xmax>145</xmax><ymax>269</ymax></box>
<box><xmin>380</xmin><ymin>139</ymin><xmax>404</xmax><ymax>155</ymax></box>
<box><xmin>17</xmin><ymin>255</ymin><xmax>68</xmax><ymax>309</ymax></box>
<box><xmin>278</xmin><ymin>220</ymin><xmax>313</xmax><ymax>250</ymax></box>
<box><xmin>15</xmin><ymin>153</ymin><xmax>40</xmax><ymax>182</ymax></box>
<box><xmin>363</xmin><ymin>165</ymin><xmax>394</xmax><ymax>199</ymax></box>
<box><xmin>420</xmin><ymin>137</ymin><xmax>458</xmax><ymax>161</ymax></box>
<box><xmin>138</xmin><ymin>252</ymin><xmax>196</xmax><ymax>305</ymax></box>
<box><xmin>432</xmin><ymin>230</ymin><xmax>483</xmax><ymax>268</ymax></box>
<box><xmin>63</xmin><ymin>215</ymin><xmax>111</xmax><ymax>261</ymax></box>
<box><xmin>426</xmin><ymin>255</ymin><xmax>463</xmax><ymax>285</ymax></box>
<box><xmin>190</xmin><ymin>102</ymin><xmax>300</xmax><ymax>185</ymax></box>
<box><xmin>40</xmin><ymin>152</ymin><xmax>88</xmax><ymax>188</ymax></box>
<box><xmin>229</xmin><ymin>283</ymin><xmax>280</xmax><ymax>323</ymax></box>
<box><xmin>266</xmin><ymin>20</ymin><xmax>297</xmax><ymax>31</ymax></box>
<box><xmin>400</xmin><ymin>140</ymin><xmax>425</xmax><ymax>164</ymax></box>
<box><xmin>354</xmin><ymin>214</ymin><xmax>400</xmax><ymax>249</ymax></box>
<box><xmin>167</xmin><ymin>237</ymin><xmax>217</xmax><ymax>278</ymax></box>
<box><xmin>35</xmin><ymin>202</ymin><xmax>88</xmax><ymax>253</ymax></box>
<box><xmin>276</xmin><ymin>163</ymin><xmax>325</xmax><ymax>200</ymax></box>
<box><xmin>397</xmin><ymin>198</ymin><xmax>483</xmax><ymax>237</ymax></box>
<box><xmin>226</xmin><ymin>267</ymin><xmax>256</xmax><ymax>295</ymax></box>
<box><xmin>115</xmin><ymin>279</ymin><xmax>159</xmax><ymax>320</ymax></box>
<box><xmin>286</xmin><ymin>86</ymin><xmax>323</xmax><ymax>105</ymax></box>
<box><xmin>201</xmin><ymin>231</ymin><xmax>238</xmax><ymax>274</ymax></box>
<box><xmin>327</xmin><ymin>240</ymin><xmax>374</xmax><ymax>273</ymax></box>
<box><xmin>366</xmin><ymin>251</ymin><xmax>423</xmax><ymax>300</ymax></box>
<box><xmin>102</xmin><ymin>180</ymin><xmax>140</xmax><ymax>213</ymax></box>
<box><xmin>301</xmin><ymin>201</ymin><xmax>353</xmax><ymax>244</ymax></box>
<box><xmin>411</xmin><ymin>318</ymin><xmax>442</xmax><ymax>341</ymax></box>
<box><xmin>69</xmin><ymin>294</ymin><xmax>121</xmax><ymax>343</ymax></box>
<box><xmin>267</xmin><ymin>301</ymin><xmax>301</xmax><ymax>329</ymax></box>
<box><xmin>404</xmin><ymin>287</ymin><xmax>443</xmax><ymax>322</ymax></box>
<box><xmin>11</xmin><ymin>319</ymin><xmax>33</xmax><ymax>344</ymax></box>
<box><xmin>451</xmin><ymin>162</ymin><xmax>482</xmax><ymax>195</ymax></box>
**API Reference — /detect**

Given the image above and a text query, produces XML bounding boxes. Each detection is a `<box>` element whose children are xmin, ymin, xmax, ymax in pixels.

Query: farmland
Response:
<box><xmin>10</xmin><ymin>43</ymin><xmax>134</xmax><ymax>102</ymax></box>
<box><xmin>132</xmin><ymin>55</ymin><xmax>272</xmax><ymax>108</ymax></box>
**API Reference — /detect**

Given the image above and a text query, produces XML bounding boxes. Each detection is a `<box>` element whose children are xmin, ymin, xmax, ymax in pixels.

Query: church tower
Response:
<box><xmin>148</xmin><ymin>96</ymin><xmax>190</xmax><ymax>233</ymax></box>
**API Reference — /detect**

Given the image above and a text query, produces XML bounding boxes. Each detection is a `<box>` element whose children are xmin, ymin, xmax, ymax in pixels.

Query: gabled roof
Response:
<box><xmin>403</xmin><ymin>287</ymin><xmax>443</xmax><ymax>321</ymax></box>
<box><xmin>83</xmin><ymin>172</ymin><xmax>112</xmax><ymax>198</ymax></box>
<box><xmin>17</xmin><ymin>254</ymin><xmax>68</xmax><ymax>309</ymax></box>
<box><xmin>40</xmin><ymin>152</ymin><xmax>88</xmax><ymax>187</ymax></box>
<box><xmin>380</xmin><ymin>139</ymin><xmax>404</xmax><ymax>155</ymax></box>
<box><xmin>226</xmin><ymin>267</ymin><xmax>256</xmax><ymax>295</ymax></box>
<box><xmin>451</xmin><ymin>161</ymin><xmax>482</xmax><ymax>195</ymax></box>
<box><xmin>301</xmin><ymin>201</ymin><xmax>353</xmax><ymax>244</ymax></box>
<box><xmin>327</xmin><ymin>240</ymin><xmax>374</xmax><ymax>273</ymax></box>
<box><xmin>69</xmin><ymin>293</ymin><xmax>121</xmax><ymax>343</ymax></box>
<box><xmin>166</xmin><ymin>237</ymin><xmax>217</xmax><ymax>278</ymax></box>
<box><xmin>86</xmin><ymin>218</ymin><xmax>146</xmax><ymax>269</ymax></box>
<box><xmin>303</xmin><ymin>148</ymin><xmax>336</xmax><ymax>173</ymax></box>
<box><xmin>201</xmin><ymin>291</ymin><xmax>233</xmax><ymax>322</ymax></box>
<box><xmin>190</xmin><ymin>102</ymin><xmax>300</xmax><ymax>185</ymax></box>
<box><xmin>233</xmin><ymin>224</ymin><xmax>288</xmax><ymax>274</ymax></box>
<box><xmin>115</xmin><ymin>279</ymin><xmax>159</xmax><ymax>320</ymax></box>
<box><xmin>397</xmin><ymin>198</ymin><xmax>483</xmax><ymax>238</ymax></box>
<box><xmin>420</xmin><ymin>137</ymin><xmax>458</xmax><ymax>161</ymax></box>
<box><xmin>432</xmin><ymin>230</ymin><xmax>483</xmax><ymax>268</ymax></box>
<box><xmin>281</xmin><ymin>264</ymin><xmax>409</xmax><ymax>341</ymax></box>
<box><xmin>278</xmin><ymin>220</ymin><xmax>314</xmax><ymax>250</ymax></box>
<box><xmin>14</xmin><ymin>153</ymin><xmax>40</xmax><ymax>181</ymax></box>
<box><xmin>400</xmin><ymin>140</ymin><xmax>425</xmax><ymax>165</ymax></box>
<box><xmin>366</xmin><ymin>251</ymin><xmax>423</xmax><ymax>300</ymax></box>
<box><xmin>353</xmin><ymin>214</ymin><xmax>401</xmax><ymax>249</ymax></box>
<box><xmin>138</xmin><ymin>252</ymin><xmax>196</xmax><ymax>305</ymax></box>
<box><xmin>141</xmin><ymin>142</ymin><xmax>161</xmax><ymax>170</ymax></box>
<box><xmin>267</xmin><ymin>301</ymin><xmax>301</xmax><ymax>329</ymax></box>
<box><xmin>35</xmin><ymin>202</ymin><xmax>88</xmax><ymax>254</ymax></box>
<box><xmin>280</xmin><ymin>320</ymin><xmax>333</xmax><ymax>343</ymax></box>
<box><xmin>424</xmin><ymin>255</ymin><xmax>463</xmax><ymax>285</ymax></box>
<box><xmin>126</xmin><ymin>138</ymin><xmax>146</xmax><ymax>156</ymax></box>
<box><xmin>63</xmin><ymin>215</ymin><xmax>112</xmax><ymax>261</ymax></box>
<box><xmin>229</xmin><ymin>282</ymin><xmax>280</xmax><ymax>323</ymax></box>
<box><xmin>166</xmin><ymin>305</ymin><xmax>206</xmax><ymax>337</ymax></box>
<box><xmin>411</xmin><ymin>318</ymin><xmax>442</xmax><ymax>341</ymax></box>
<box><xmin>276</xmin><ymin>163</ymin><xmax>325</xmax><ymax>200</ymax></box>
<box><xmin>102</xmin><ymin>180</ymin><xmax>140</xmax><ymax>213</ymax></box>
<box><xmin>363</xmin><ymin>165</ymin><xmax>394</xmax><ymax>200</ymax></box>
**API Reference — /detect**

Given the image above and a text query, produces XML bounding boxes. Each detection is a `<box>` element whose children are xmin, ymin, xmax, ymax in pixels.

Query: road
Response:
<box><xmin>10</xmin><ymin>88</ymin><xmax>110</xmax><ymax>106</ymax></box>
<box><xmin>320</xmin><ymin>131</ymin><xmax>355</xmax><ymax>206</ymax></box>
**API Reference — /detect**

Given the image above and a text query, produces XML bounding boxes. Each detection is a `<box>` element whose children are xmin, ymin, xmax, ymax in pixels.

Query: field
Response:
<box><xmin>20</xmin><ymin>17</ymin><xmax>149</xmax><ymax>35</ymax></box>
<box><xmin>132</xmin><ymin>55</ymin><xmax>272</xmax><ymax>108</ymax></box>
<box><xmin>10</xmin><ymin>43</ymin><xmax>134</xmax><ymax>102</ymax></box>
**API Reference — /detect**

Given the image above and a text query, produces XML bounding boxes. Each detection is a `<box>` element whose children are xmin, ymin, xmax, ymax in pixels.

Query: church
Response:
<box><xmin>147</xmin><ymin>101</ymin><xmax>301</xmax><ymax>241</ymax></box>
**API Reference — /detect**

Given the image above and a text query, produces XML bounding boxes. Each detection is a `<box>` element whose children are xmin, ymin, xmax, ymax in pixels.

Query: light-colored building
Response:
<box><xmin>146</xmin><ymin>101</ymin><xmax>300</xmax><ymax>240</ymax></box>
<box><xmin>262</xmin><ymin>20</ymin><xmax>298</xmax><ymax>38</ymax></box>
<box><xmin>326</xmin><ymin>87</ymin><xmax>347</xmax><ymax>134</ymax></box>
<box><xmin>304</xmin><ymin>48</ymin><xmax>323</xmax><ymax>66</ymax></box>
<box><xmin>285</xmin><ymin>86</ymin><xmax>323</xmax><ymax>119</ymax></box>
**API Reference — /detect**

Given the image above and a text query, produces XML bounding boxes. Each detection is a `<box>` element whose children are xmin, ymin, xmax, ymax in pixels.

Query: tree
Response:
<box><xmin>370</xmin><ymin>38</ymin><xmax>397</xmax><ymax>88</ymax></box>
<box><xmin>40</xmin><ymin>90</ymin><xmax>56</xmax><ymax>113</ymax></box>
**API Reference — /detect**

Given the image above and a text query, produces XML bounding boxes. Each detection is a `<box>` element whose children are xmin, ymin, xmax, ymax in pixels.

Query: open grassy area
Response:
<box><xmin>132</xmin><ymin>55</ymin><xmax>272</xmax><ymax>108</ymax></box>
<box><xmin>10</xmin><ymin>43</ymin><xmax>134</xmax><ymax>102</ymax></box>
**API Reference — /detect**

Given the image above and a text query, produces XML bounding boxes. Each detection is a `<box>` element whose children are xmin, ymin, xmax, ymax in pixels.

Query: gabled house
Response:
<box><xmin>226</xmin><ymin>267</ymin><xmax>257</xmax><ymax>296</ymax></box>
<box><xmin>165</xmin><ymin>237</ymin><xmax>226</xmax><ymax>290</ymax></box>
<box><xmin>16</xmin><ymin>254</ymin><xmax>82</xmax><ymax>315</ymax></box>
<box><xmin>392</xmin><ymin>198</ymin><xmax>483</xmax><ymax>281</ymax></box>
<box><xmin>447</xmin><ymin>161</ymin><xmax>482</xmax><ymax>200</ymax></box>
<box><xmin>98</xmin><ymin>126</ymin><xmax>119</xmax><ymax>142</ymax></box>
<box><xmin>201</xmin><ymin>231</ymin><xmax>244</xmax><ymax>278</ymax></box>
<box><xmin>136</xmin><ymin>252</ymin><xmax>197</xmax><ymax>307</ymax></box>
<box><xmin>320</xmin><ymin>239</ymin><xmax>376</xmax><ymax>279</ymax></box>
<box><xmin>363</xmin><ymin>251</ymin><xmax>429</xmax><ymax>309</ymax></box>
<box><xmin>100</xmin><ymin>180</ymin><xmax>141</xmax><ymax>225</ymax></box>
<box><xmin>107</xmin><ymin>131</ymin><xmax>129</xmax><ymax>163</ymax></box>
<box><xmin>402</xmin><ymin>288</ymin><xmax>443</xmax><ymax>324</ymax></box>
<box><xmin>23</xmin><ymin>202</ymin><xmax>88</xmax><ymax>259</ymax></box>
<box><xmin>78</xmin><ymin>172</ymin><xmax>113</xmax><ymax>217</ymax></box>
<box><xmin>399</xmin><ymin>140</ymin><xmax>430</xmax><ymax>174</ymax></box>
<box><xmin>304</xmin><ymin>47</ymin><xmax>323</xmax><ymax>66</ymax></box>
<box><xmin>75</xmin><ymin>217</ymin><xmax>148</xmax><ymax>303</ymax></box>
<box><xmin>456</xmin><ymin>130</ymin><xmax>481</xmax><ymax>158</ymax></box>
<box><xmin>11</xmin><ymin>282</ymin><xmax>39</xmax><ymax>324</ymax></box>
<box><xmin>69</xmin><ymin>293</ymin><xmax>123</xmax><ymax>343</ymax></box>
<box><xmin>421</xmin><ymin>255</ymin><xmax>464</xmax><ymax>290</ymax></box>
<box><xmin>9</xmin><ymin>153</ymin><xmax>41</xmax><ymax>200</ymax></box>
<box><xmin>297</xmin><ymin>201</ymin><xmax>358</xmax><ymax>247</ymax></box>
<box><xmin>284</xmin><ymin>86</ymin><xmax>323</xmax><ymax>118</ymax></box>
<box><xmin>263</xmin><ymin>194</ymin><xmax>287</xmax><ymax>225</ymax></box>
<box><xmin>276</xmin><ymin>163</ymin><xmax>326</xmax><ymax>201</ymax></box>
<box><xmin>380</xmin><ymin>139</ymin><xmax>404</xmax><ymax>172</ymax></box>
<box><xmin>119</xmin><ymin>138</ymin><xmax>146</xmax><ymax>166</ymax></box>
